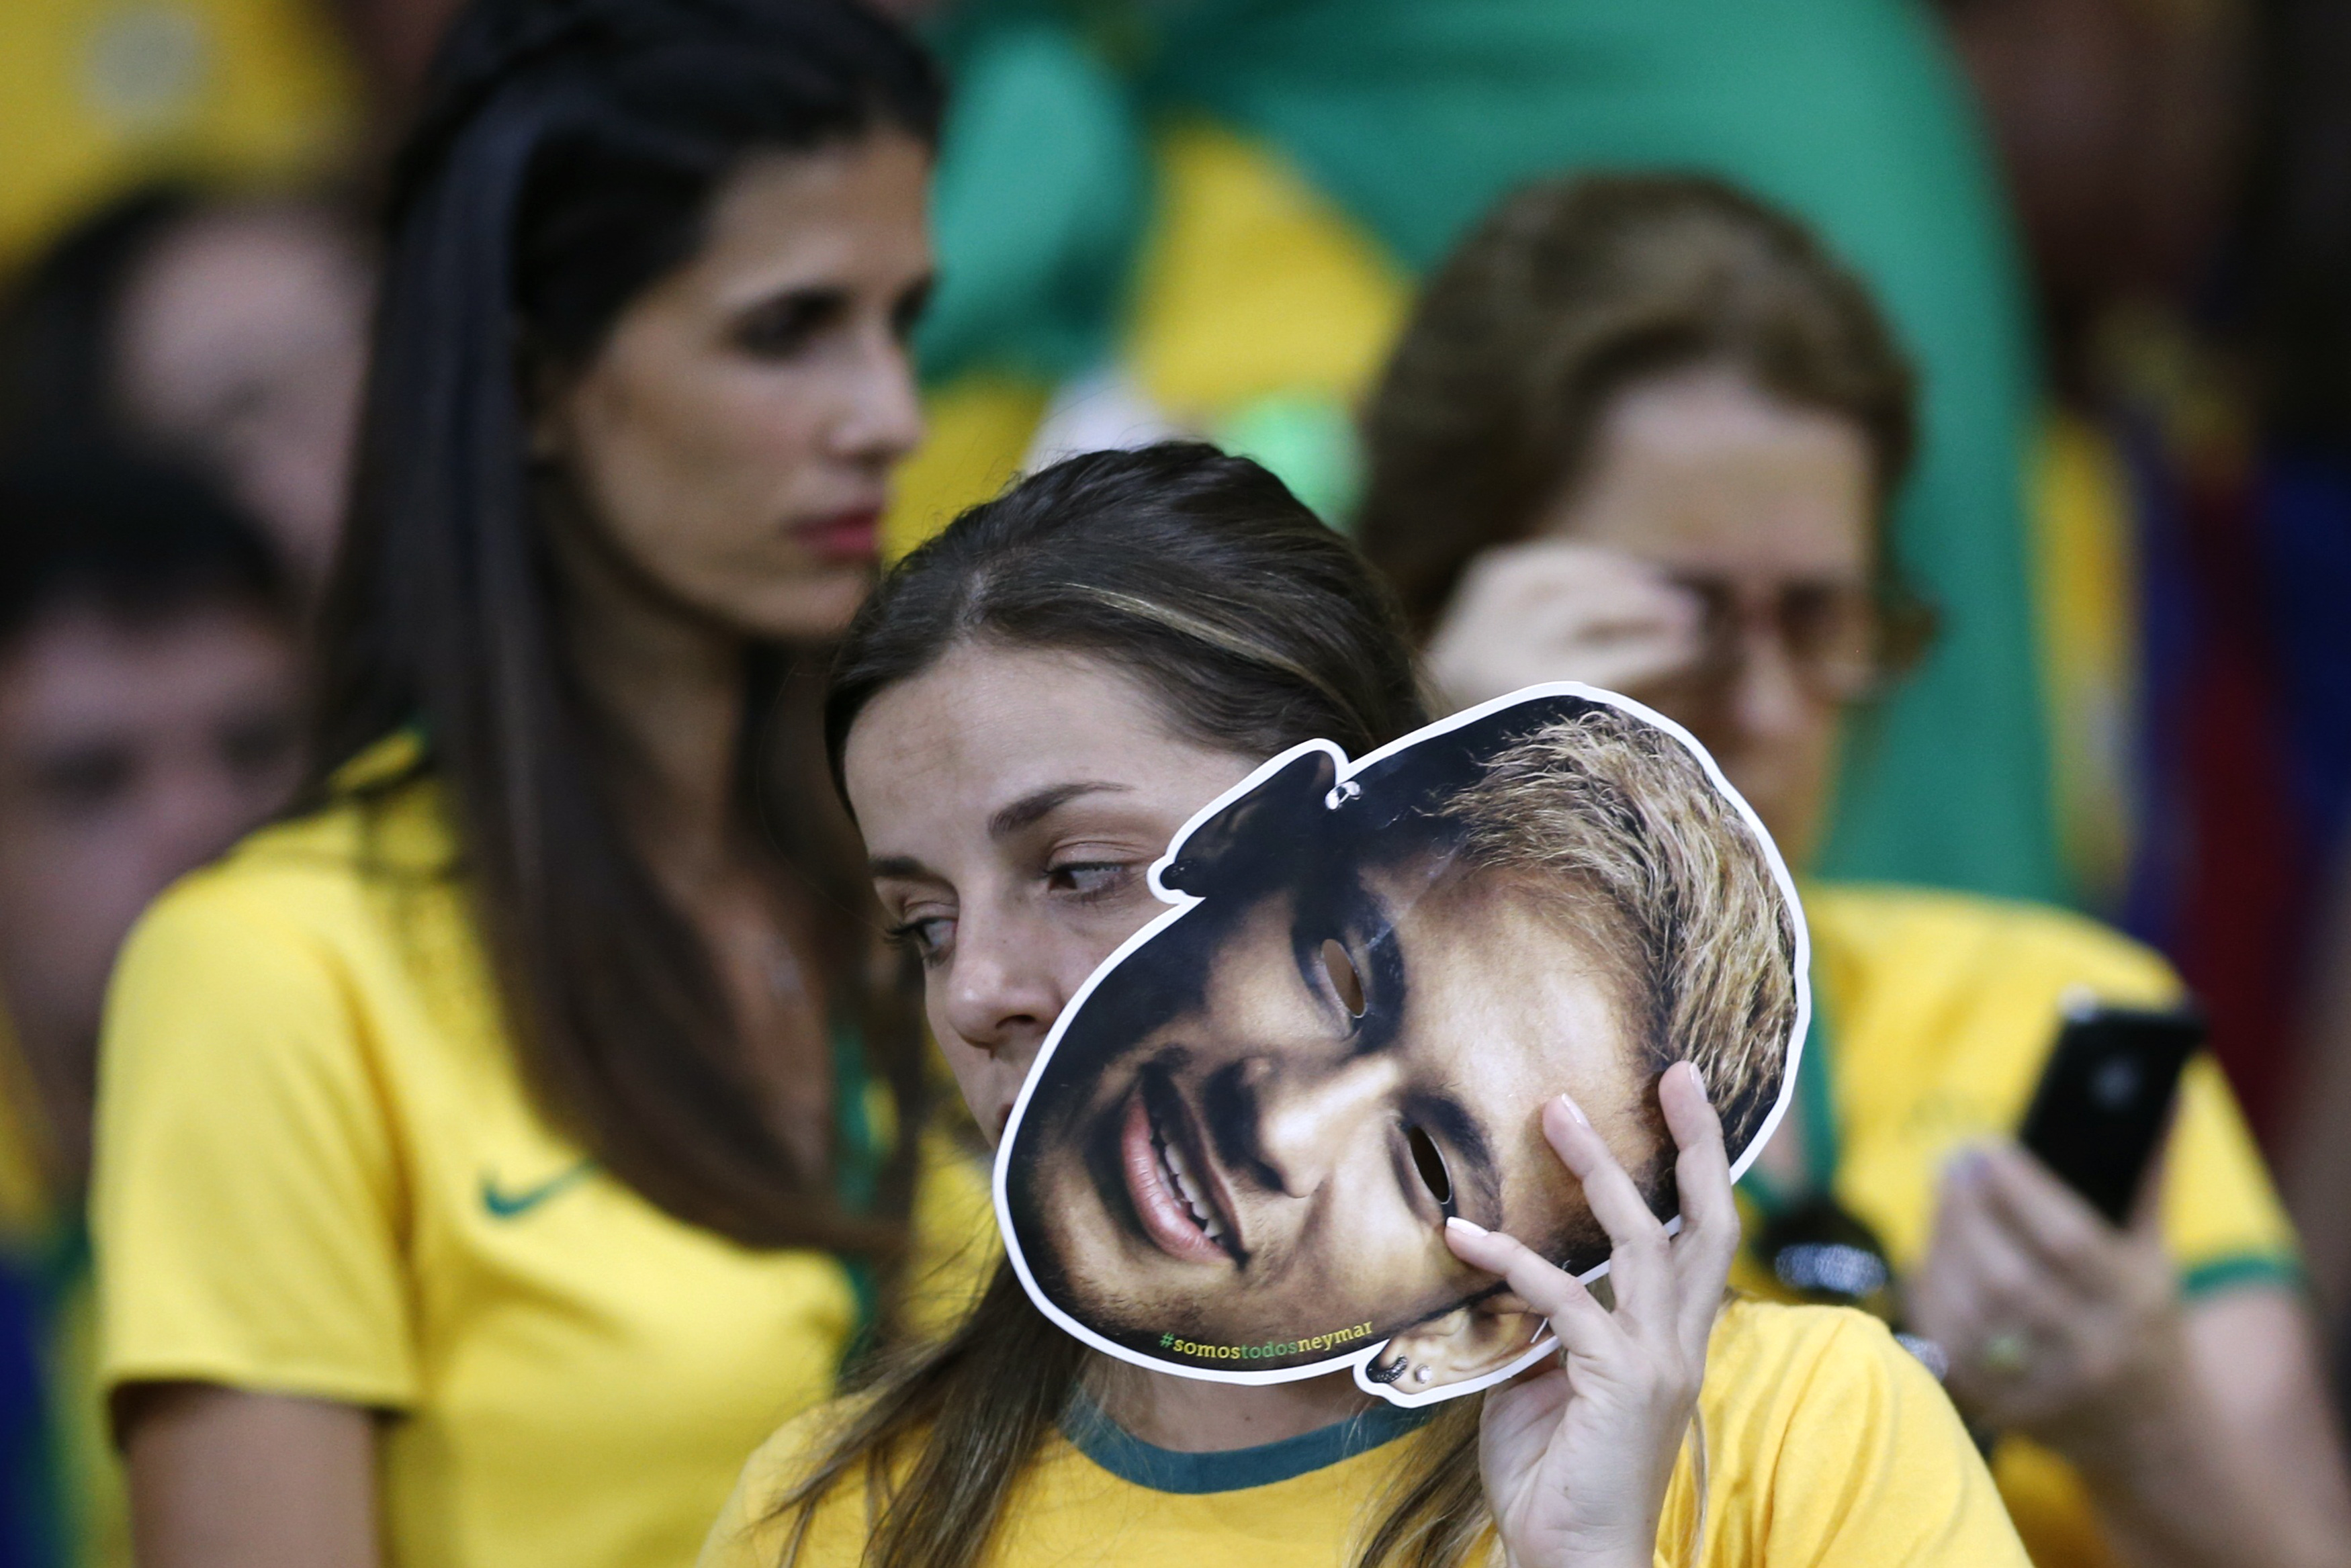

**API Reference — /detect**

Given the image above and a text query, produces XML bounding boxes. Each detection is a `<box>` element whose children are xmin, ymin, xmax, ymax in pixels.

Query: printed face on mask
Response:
<box><xmin>1006</xmin><ymin>847</ymin><xmax>1656</xmax><ymax>1365</ymax></box>
<box><xmin>994</xmin><ymin>687</ymin><xmax>1802</xmax><ymax>1403</ymax></box>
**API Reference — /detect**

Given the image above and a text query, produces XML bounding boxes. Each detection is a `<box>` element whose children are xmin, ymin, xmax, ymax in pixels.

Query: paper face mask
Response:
<box><xmin>994</xmin><ymin>684</ymin><xmax>1808</xmax><ymax>1406</ymax></box>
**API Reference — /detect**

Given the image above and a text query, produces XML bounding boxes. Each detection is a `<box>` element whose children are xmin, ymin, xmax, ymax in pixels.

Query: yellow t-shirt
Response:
<box><xmin>1735</xmin><ymin>883</ymin><xmax>2301</xmax><ymax>1568</ymax></box>
<box><xmin>702</xmin><ymin>1298</ymin><xmax>2027</xmax><ymax>1568</ymax></box>
<box><xmin>91</xmin><ymin>750</ymin><xmax>915</xmax><ymax>1568</ymax></box>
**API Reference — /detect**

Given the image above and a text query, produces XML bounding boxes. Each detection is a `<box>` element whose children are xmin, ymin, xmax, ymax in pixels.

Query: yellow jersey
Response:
<box><xmin>91</xmin><ymin>745</ymin><xmax>918</xmax><ymax>1568</ymax></box>
<box><xmin>1735</xmin><ymin>883</ymin><xmax>2301</xmax><ymax>1568</ymax></box>
<box><xmin>703</xmin><ymin>1297</ymin><xmax>2027</xmax><ymax>1568</ymax></box>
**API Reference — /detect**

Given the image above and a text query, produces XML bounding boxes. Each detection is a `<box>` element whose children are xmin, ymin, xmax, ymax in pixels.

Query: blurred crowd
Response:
<box><xmin>0</xmin><ymin>1</ymin><xmax>2347</xmax><ymax>1566</ymax></box>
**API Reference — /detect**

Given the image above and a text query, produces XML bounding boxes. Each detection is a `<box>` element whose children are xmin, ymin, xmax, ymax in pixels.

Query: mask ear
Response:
<box><xmin>1362</xmin><ymin>1300</ymin><xmax>1548</xmax><ymax>1397</ymax></box>
<box><xmin>1160</xmin><ymin>748</ymin><xmax>1339</xmax><ymax>898</ymax></box>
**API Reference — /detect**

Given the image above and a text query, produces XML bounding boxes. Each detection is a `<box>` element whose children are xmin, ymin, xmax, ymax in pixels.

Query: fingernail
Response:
<box><xmin>1446</xmin><ymin>1215</ymin><xmax>1488</xmax><ymax>1236</ymax></box>
<box><xmin>1948</xmin><ymin>1148</ymin><xmax>1991</xmax><ymax>1187</ymax></box>
<box><xmin>1555</xmin><ymin>1092</ymin><xmax>1592</xmax><ymax>1128</ymax></box>
<box><xmin>1679</xmin><ymin>1060</ymin><xmax>1711</xmax><ymax>1105</ymax></box>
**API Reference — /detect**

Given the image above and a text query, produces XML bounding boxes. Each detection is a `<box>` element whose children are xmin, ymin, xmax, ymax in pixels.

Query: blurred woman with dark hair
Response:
<box><xmin>0</xmin><ymin>184</ymin><xmax>372</xmax><ymax>594</ymax></box>
<box><xmin>88</xmin><ymin>1</ymin><xmax>943</xmax><ymax>1563</ymax></box>
<box><xmin>1358</xmin><ymin>172</ymin><xmax>2351</xmax><ymax>1568</ymax></box>
<box><xmin>0</xmin><ymin>447</ymin><xmax>303</xmax><ymax>1568</ymax></box>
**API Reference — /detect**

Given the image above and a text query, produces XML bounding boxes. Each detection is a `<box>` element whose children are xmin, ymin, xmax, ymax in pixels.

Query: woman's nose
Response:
<box><xmin>1251</xmin><ymin>1054</ymin><xmax>1406</xmax><ymax>1197</ymax></box>
<box><xmin>830</xmin><ymin>332</ymin><xmax>925</xmax><ymax>470</ymax></box>
<box><xmin>1728</xmin><ymin>618</ymin><xmax>1812</xmax><ymax>743</ymax></box>
<box><xmin>936</xmin><ymin>915</ymin><xmax>1062</xmax><ymax>1072</ymax></box>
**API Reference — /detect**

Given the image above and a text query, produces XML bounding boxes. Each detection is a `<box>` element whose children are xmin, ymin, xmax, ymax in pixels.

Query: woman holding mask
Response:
<box><xmin>90</xmin><ymin>1</ymin><xmax>940</xmax><ymax>1564</ymax></box>
<box><xmin>1357</xmin><ymin>174</ymin><xmax>2351</xmax><ymax>1568</ymax></box>
<box><xmin>703</xmin><ymin>443</ymin><xmax>2028</xmax><ymax>1568</ymax></box>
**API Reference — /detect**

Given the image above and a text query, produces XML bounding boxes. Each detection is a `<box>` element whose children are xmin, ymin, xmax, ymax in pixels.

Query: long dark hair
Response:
<box><xmin>784</xmin><ymin>445</ymin><xmax>1489</xmax><ymax>1568</ymax></box>
<box><xmin>312</xmin><ymin>0</ymin><xmax>941</xmax><ymax>1250</ymax></box>
<box><xmin>0</xmin><ymin>184</ymin><xmax>197</xmax><ymax>446</ymax></box>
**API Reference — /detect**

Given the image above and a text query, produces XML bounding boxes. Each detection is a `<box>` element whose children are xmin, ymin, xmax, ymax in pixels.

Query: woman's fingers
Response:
<box><xmin>1426</xmin><ymin>540</ymin><xmax>1705</xmax><ymax>705</ymax></box>
<box><xmin>1973</xmin><ymin>1144</ymin><xmax>2129</xmax><ymax>1296</ymax></box>
<box><xmin>1444</xmin><ymin>1215</ymin><xmax>1620</xmax><ymax>1351</ymax></box>
<box><xmin>1539</xmin><ymin>1093</ymin><xmax>1675</xmax><ymax>1313</ymax></box>
<box><xmin>1918</xmin><ymin>1152</ymin><xmax>2084</xmax><ymax>1367</ymax></box>
<box><xmin>1657</xmin><ymin>1062</ymin><xmax>1738</xmax><ymax>1346</ymax></box>
<box><xmin>1521</xmin><ymin>577</ymin><xmax>1705</xmax><ymax>692</ymax></box>
<box><xmin>1658</xmin><ymin>1062</ymin><xmax>1732</xmax><ymax>1238</ymax></box>
<box><xmin>1445</xmin><ymin>1068</ymin><xmax>1732</xmax><ymax>1383</ymax></box>
<box><xmin>1522</xmin><ymin>571</ymin><xmax>1701</xmax><ymax>648</ymax></box>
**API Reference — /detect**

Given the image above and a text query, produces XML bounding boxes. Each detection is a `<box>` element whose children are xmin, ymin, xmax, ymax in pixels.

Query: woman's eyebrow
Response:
<box><xmin>987</xmin><ymin>780</ymin><xmax>1135</xmax><ymax>839</ymax></box>
<box><xmin>867</xmin><ymin>782</ymin><xmax>1140</xmax><ymax>880</ymax></box>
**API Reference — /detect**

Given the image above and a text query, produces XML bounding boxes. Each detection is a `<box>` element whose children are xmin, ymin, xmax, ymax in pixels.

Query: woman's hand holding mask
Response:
<box><xmin>1442</xmin><ymin>1062</ymin><xmax>1736</xmax><ymax>1568</ymax></box>
<box><xmin>1425</xmin><ymin>541</ymin><xmax>1703</xmax><ymax>711</ymax></box>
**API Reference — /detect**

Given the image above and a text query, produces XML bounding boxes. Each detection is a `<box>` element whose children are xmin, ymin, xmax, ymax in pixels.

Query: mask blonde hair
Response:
<box><xmin>1443</xmin><ymin>701</ymin><xmax>1798</xmax><ymax>1184</ymax></box>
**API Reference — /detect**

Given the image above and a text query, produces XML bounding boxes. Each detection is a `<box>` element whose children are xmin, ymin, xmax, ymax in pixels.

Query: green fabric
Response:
<box><xmin>920</xmin><ymin>0</ymin><xmax>2059</xmax><ymax>901</ymax></box>
<box><xmin>828</xmin><ymin>1020</ymin><xmax>882</xmax><ymax>1369</ymax></box>
<box><xmin>1210</xmin><ymin>392</ymin><xmax>1362</xmax><ymax>524</ymax></box>
<box><xmin>1735</xmin><ymin>999</ymin><xmax>1842</xmax><ymax>1219</ymax></box>
<box><xmin>2177</xmin><ymin>1253</ymin><xmax>2304</xmax><ymax>1301</ymax></box>
<box><xmin>919</xmin><ymin>19</ymin><xmax>1147</xmax><ymax>383</ymax></box>
<box><xmin>3</xmin><ymin>1221</ymin><xmax>85</xmax><ymax>1568</ymax></box>
<box><xmin>1060</xmin><ymin>1387</ymin><xmax>1431</xmax><ymax>1494</ymax></box>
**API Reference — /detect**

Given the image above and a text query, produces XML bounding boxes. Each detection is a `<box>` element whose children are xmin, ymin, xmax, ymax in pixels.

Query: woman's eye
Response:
<box><xmin>1047</xmin><ymin>860</ymin><xmax>1133</xmax><ymax>900</ymax></box>
<box><xmin>887</xmin><ymin>915</ymin><xmax>954</xmax><ymax>965</ymax></box>
<box><xmin>1319</xmin><ymin>938</ymin><xmax>1366</xmax><ymax>1017</ymax></box>
<box><xmin>890</xmin><ymin>280</ymin><xmax>932</xmax><ymax>344</ymax></box>
<box><xmin>731</xmin><ymin>289</ymin><xmax>846</xmax><ymax>359</ymax></box>
<box><xmin>1406</xmin><ymin>1124</ymin><xmax>1454</xmax><ymax>1212</ymax></box>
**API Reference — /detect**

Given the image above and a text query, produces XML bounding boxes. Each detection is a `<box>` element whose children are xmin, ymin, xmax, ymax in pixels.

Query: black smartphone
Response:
<box><xmin>2016</xmin><ymin>1001</ymin><xmax>2205</xmax><ymax>1225</ymax></box>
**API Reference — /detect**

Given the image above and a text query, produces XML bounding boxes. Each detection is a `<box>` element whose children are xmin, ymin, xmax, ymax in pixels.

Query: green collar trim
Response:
<box><xmin>2179</xmin><ymin>1252</ymin><xmax>2303</xmax><ymax>1300</ymax></box>
<box><xmin>830</xmin><ymin>1017</ymin><xmax>883</xmax><ymax>1372</ymax></box>
<box><xmin>1060</xmin><ymin>1391</ymin><xmax>1431</xmax><ymax>1495</ymax></box>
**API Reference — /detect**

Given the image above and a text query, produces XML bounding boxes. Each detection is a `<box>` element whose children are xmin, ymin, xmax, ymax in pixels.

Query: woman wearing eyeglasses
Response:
<box><xmin>1358</xmin><ymin>174</ymin><xmax>2351</xmax><ymax>1568</ymax></box>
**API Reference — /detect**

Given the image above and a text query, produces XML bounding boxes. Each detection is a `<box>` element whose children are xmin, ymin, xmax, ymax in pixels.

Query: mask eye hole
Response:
<box><xmin>1319</xmin><ymin>938</ymin><xmax>1365</xmax><ymax>1017</ymax></box>
<box><xmin>1407</xmin><ymin>1124</ymin><xmax>1452</xmax><ymax>1209</ymax></box>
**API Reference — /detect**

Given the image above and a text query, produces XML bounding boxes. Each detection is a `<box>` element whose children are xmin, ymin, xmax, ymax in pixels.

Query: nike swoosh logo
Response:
<box><xmin>481</xmin><ymin>1160</ymin><xmax>594</xmax><ymax>1219</ymax></box>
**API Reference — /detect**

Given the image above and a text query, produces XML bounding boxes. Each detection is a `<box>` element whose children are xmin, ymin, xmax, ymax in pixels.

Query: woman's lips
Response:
<box><xmin>792</xmin><ymin>506</ymin><xmax>882</xmax><ymax>563</ymax></box>
<box><xmin>1118</xmin><ymin>1075</ymin><xmax>1245</xmax><ymax>1266</ymax></box>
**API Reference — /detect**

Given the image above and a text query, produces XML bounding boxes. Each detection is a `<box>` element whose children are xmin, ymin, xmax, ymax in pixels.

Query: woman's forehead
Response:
<box><xmin>847</xmin><ymin>643</ymin><xmax>1265</xmax><ymax>854</ymax></box>
<box><xmin>850</xmin><ymin>647</ymin><xmax>1177</xmax><ymax>786</ymax></box>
